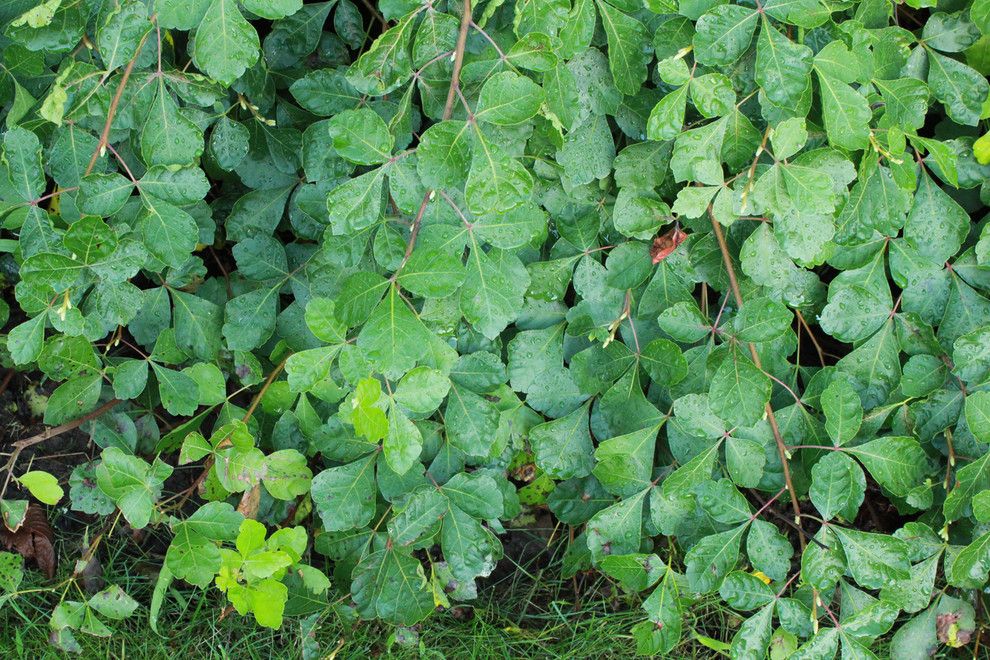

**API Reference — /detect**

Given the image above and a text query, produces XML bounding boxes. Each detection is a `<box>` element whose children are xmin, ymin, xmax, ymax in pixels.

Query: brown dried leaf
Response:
<box><xmin>0</xmin><ymin>503</ymin><xmax>56</xmax><ymax>579</ymax></box>
<box><xmin>650</xmin><ymin>225</ymin><xmax>688</xmax><ymax>264</ymax></box>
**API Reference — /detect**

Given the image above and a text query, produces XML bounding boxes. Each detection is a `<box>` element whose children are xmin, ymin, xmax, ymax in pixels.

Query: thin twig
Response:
<box><xmin>178</xmin><ymin>357</ymin><xmax>290</xmax><ymax>516</ymax></box>
<box><xmin>443</xmin><ymin>1</ymin><xmax>473</xmax><ymax>120</ymax></box>
<box><xmin>708</xmin><ymin>209</ymin><xmax>805</xmax><ymax>551</ymax></box>
<box><xmin>358</xmin><ymin>0</ymin><xmax>388</xmax><ymax>29</ymax></box>
<box><xmin>84</xmin><ymin>32</ymin><xmax>151</xmax><ymax>176</ymax></box>
<box><xmin>395</xmin><ymin>0</ymin><xmax>473</xmax><ymax>276</ymax></box>
<box><xmin>795</xmin><ymin>310</ymin><xmax>826</xmax><ymax>367</ymax></box>
<box><xmin>12</xmin><ymin>399</ymin><xmax>122</xmax><ymax>452</ymax></box>
<box><xmin>0</xmin><ymin>370</ymin><xmax>14</xmax><ymax>399</ymax></box>
<box><xmin>0</xmin><ymin>398</ymin><xmax>122</xmax><ymax>501</ymax></box>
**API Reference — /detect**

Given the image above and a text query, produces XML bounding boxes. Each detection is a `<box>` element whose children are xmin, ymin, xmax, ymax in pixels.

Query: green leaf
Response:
<box><xmin>263</xmin><ymin>450</ymin><xmax>312</xmax><ymax>500</ymax></box>
<box><xmin>708</xmin><ymin>350</ymin><xmax>771</xmax><ymax>428</ymax></box>
<box><xmin>465</xmin><ymin>136</ymin><xmax>533</xmax><ymax>215</ymax></box>
<box><xmin>78</xmin><ymin>173</ymin><xmax>133</xmax><ymax>217</ymax></box>
<box><xmin>593</xmin><ymin>425</ymin><xmax>658</xmax><ymax>497</ymax></box>
<box><xmin>587</xmin><ymin>487</ymin><xmax>648</xmax><ymax>560</ymax></box>
<box><xmin>639</xmin><ymin>339</ymin><xmax>687</xmax><ymax>385</ymax></box>
<box><xmin>756</xmin><ymin>20</ymin><xmax>813</xmax><ymax>108</ymax></box>
<box><xmin>151</xmin><ymin>363</ymin><xmax>200</xmax><ymax>416</ymax></box>
<box><xmin>241</xmin><ymin>0</ymin><xmax>302</xmax><ymax>20</ymax></box>
<box><xmin>529</xmin><ymin>401</ymin><xmax>595</xmax><ymax>479</ymax></box>
<box><xmin>347</xmin><ymin>377</ymin><xmax>389</xmax><ymax>443</ymax></box>
<box><xmin>327</xmin><ymin>108</ymin><xmax>394</xmax><ymax>165</ymax></box>
<box><xmin>388</xmin><ymin>487</ymin><xmax>446</xmax><ymax>545</ymax></box>
<box><xmin>832</xmin><ymin>526</ymin><xmax>910</xmax><ymax>590</ymax></box>
<box><xmin>926</xmin><ymin>49</ymin><xmax>989</xmax><ymax>126</ymax></box>
<box><xmin>809</xmin><ymin>451</ymin><xmax>865</xmax><ymax>521</ymax></box>
<box><xmin>684</xmin><ymin>524</ymin><xmax>745</xmax><ymax>593</ymax></box>
<box><xmin>311</xmin><ymin>453</ymin><xmax>377</xmax><ymax>532</ymax></box>
<box><xmin>846</xmin><ymin>436</ymin><xmax>928</xmax><ymax>498</ymax></box>
<box><xmin>209</xmin><ymin>116</ymin><xmax>250</xmax><ymax>170</ymax></box>
<box><xmin>557</xmin><ymin>114</ymin><xmax>616</xmax><ymax>186</ymax></box>
<box><xmin>821</xmin><ymin>379</ymin><xmax>862</xmax><ymax>446</ymax></box>
<box><xmin>415</xmin><ymin>120</ymin><xmax>471</xmax><ymax>189</ymax></box>
<box><xmin>733</xmin><ymin>297</ymin><xmax>792</xmax><ymax>342</ymax></box>
<box><xmin>747</xmin><ymin>519</ymin><xmax>792</xmax><ymax>581</ymax></box>
<box><xmin>722</xmin><ymin>575</ymin><xmax>774</xmax><ymax>613</ymax></box>
<box><xmin>818</xmin><ymin>285</ymin><xmax>890</xmax><ymax>343</ymax></box>
<box><xmin>507</xmin><ymin>323</ymin><xmax>585</xmax><ymax>416</ymax></box>
<box><xmin>97</xmin><ymin>2</ymin><xmax>152</xmax><ymax>72</ymax></box>
<box><xmin>441</xmin><ymin>503</ymin><xmax>501</xmax><ymax>580</ymax></box>
<box><xmin>95</xmin><ymin>447</ymin><xmax>173</xmax><ymax>529</ymax></box>
<box><xmin>346</xmin><ymin>12</ymin><xmax>415</xmax><ymax>96</ymax></box>
<box><xmin>44</xmin><ymin>374</ymin><xmax>102</xmax><ymax>425</ymax></box>
<box><xmin>136</xmin><ymin>197</ymin><xmax>199</xmax><ymax>268</ymax></box>
<box><xmin>476</xmin><ymin>71</ymin><xmax>545</xmax><ymax>125</ymax></box>
<box><xmin>729</xmin><ymin>604</ymin><xmax>773</xmax><ymax>660</ymax></box>
<box><xmin>192</xmin><ymin>0</ymin><xmax>260</xmax><ymax>85</ymax></box>
<box><xmin>594</xmin><ymin>0</ymin><xmax>650</xmax><ymax>95</ymax></box>
<box><xmin>442</xmin><ymin>472</ymin><xmax>504</xmax><ymax>519</ymax></box>
<box><xmin>141</xmin><ymin>79</ymin><xmax>204</xmax><ymax>167</ymax></box>
<box><xmin>693</xmin><ymin>5</ymin><xmax>758</xmax><ymax>67</ymax></box>
<box><xmin>357</xmin><ymin>285</ymin><xmax>432</xmax><ymax>379</ymax></box>
<box><xmin>140</xmin><ymin>166</ymin><xmax>210</xmax><ymax>206</ymax></box>
<box><xmin>88</xmin><ymin>585</ymin><xmax>139</xmax><ymax>620</ymax></box>
<box><xmin>2</xmin><ymin>127</ymin><xmax>45</xmax><ymax>202</ymax></box>
<box><xmin>351</xmin><ymin>547</ymin><xmax>433</xmax><ymax>625</ymax></box>
<box><xmin>657</xmin><ymin>301</ymin><xmax>711</xmax><ymax>342</ymax></box>
<box><xmin>383</xmin><ymin>407</ymin><xmax>423</xmax><ymax>475</ymax></box>
<box><xmin>646</xmin><ymin>85</ymin><xmax>688</xmax><ymax>141</ymax></box>
<box><xmin>18</xmin><ymin>470</ymin><xmax>63</xmax><ymax>505</ymax></box>
<box><xmin>815</xmin><ymin>72</ymin><xmax>871</xmax><ymax>150</ymax></box>
<box><xmin>635</xmin><ymin>566</ymin><xmax>682</xmax><ymax>654</ymax></box>
<box><xmin>461</xmin><ymin>246</ymin><xmax>530</xmax><ymax>339</ymax></box>
<box><xmin>904</xmin><ymin>170</ymin><xmax>970</xmax><ymax>263</ymax></box>
<box><xmin>966</xmin><ymin>391</ymin><xmax>990</xmax><ymax>444</ymax></box>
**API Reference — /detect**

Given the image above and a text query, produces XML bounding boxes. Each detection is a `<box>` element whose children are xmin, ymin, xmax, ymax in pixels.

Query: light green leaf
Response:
<box><xmin>311</xmin><ymin>453</ymin><xmax>377</xmax><ymax>532</ymax></box>
<box><xmin>192</xmin><ymin>0</ymin><xmax>260</xmax><ymax>85</ymax></box>
<box><xmin>18</xmin><ymin>470</ymin><xmax>63</xmax><ymax>505</ymax></box>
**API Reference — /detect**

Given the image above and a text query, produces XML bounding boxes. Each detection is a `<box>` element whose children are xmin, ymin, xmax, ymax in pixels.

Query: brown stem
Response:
<box><xmin>749</xmin><ymin>486</ymin><xmax>786</xmax><ymax>522</ymax></box>
<box><xmin>795</xmin><ymin>310</ymin><xmax>826</xmax><ymax>367</ymax></box>
<box><xmin>396</xmin><ymin>190</ymin><xmax>431</xmax><ymax>274</ymax></box>
<box><xmin>12</xmin><ymin>398</ymin><xmax>122</xmax><ymax>452</ymax></box>
<box><xmin>738</xmin><ymin>127</ymin><xmax>772</xmax><ymax>214</ymax></box>
<box><xmin>241</xmin><ymin>357</ymin><xmax>288</xmax><ymax>424</ymax></box>
<box><xmin>708</xmin><ymin>210</ymin><xmax>805</xmax><ymax>551</ymax></box>
<box><xmin>0</xmin><ymin>369</ymin><xmax>14</xmax><ymax>399</ymax></box>
<box><xmin>396</xmin><ymin>0</ymin><xmax>473</xmax><ymax>276</ymax></box>
<box><xmin>358</xmin><ymin>0</ymin><xmax>388</xmax><ymax>29</ymax></box>
<box><xmin>0</xmin><ymin>398</ymin><xmax>122</xmax><ymax>501</ymax></box>
<box><xmin>443</xmin><ymin>0</ymin><xmax>473</xmax><ymax>120</ymax></box>
<box><xmin>84</xmin><ymin>32</ymin><xmax>150</xmax><ymax>176</ymax></box>
<box><xmin>175</xmin><ymin>357</ymin><xmax>289</xmax><ymax>513</ymax></box>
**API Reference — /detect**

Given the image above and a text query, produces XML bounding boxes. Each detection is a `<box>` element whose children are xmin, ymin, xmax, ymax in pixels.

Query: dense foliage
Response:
<box><xmin>0</xmin><ymin>0</ymin><xmax>989</xmax><ymax>655</ymax></box>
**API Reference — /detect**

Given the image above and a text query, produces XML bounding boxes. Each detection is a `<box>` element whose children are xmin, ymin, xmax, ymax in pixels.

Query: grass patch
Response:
<box><xmin>0</xmin><ymin>518</ymin><xmax>675</xmax><ymax>658</ymax></box>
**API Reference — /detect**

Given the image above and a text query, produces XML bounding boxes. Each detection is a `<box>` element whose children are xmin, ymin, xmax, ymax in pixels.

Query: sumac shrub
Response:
<box><xmin>0</xmin><ymin>0</ymin><xmax>989</xmax><ymax>655</ymax></box>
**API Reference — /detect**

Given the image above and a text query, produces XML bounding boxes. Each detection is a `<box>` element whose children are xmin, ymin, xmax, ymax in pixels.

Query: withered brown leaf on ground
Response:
<box><xmin>0</xmin><ymin>503</ymin><xmax>56</xmax><ymax>579</ymax></box>
<box><xmin>650</xmin><ymin>225</ymin><xmax>687</xmax><ymax>264</ymax></box>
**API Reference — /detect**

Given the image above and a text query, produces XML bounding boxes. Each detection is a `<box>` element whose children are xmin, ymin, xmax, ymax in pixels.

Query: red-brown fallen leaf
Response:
<box><xmin>0</xmin><ymin>503</ymin><xmax>56</xmax><ymax>579</ymax></box>
<box><xmin>937</xmin><ymin>612</ymin><xmax>973</xmax><ymax>647</ymax></box>
<box><xmin>651</xmin><ymin>225</ymin><xmax>687</xmax><ymax>264</ymax></box>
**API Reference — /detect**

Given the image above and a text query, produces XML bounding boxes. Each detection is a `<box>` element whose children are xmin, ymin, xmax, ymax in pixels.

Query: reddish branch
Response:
<box><xmin>399</xmin><ymin>0</ymin><xmax>474</xmax><ymax>274</ymax></box>
<box><xmin>708</xmin><ymin>211</ymin><xmax>806</xmax><ymax>551</ymax></box>
<box><xmin>0</xmin><ymin>399</ymin><xmax>123</xmax><ymax>502</ymax></box>
<box><xmin>84</xmin><ymin>31</ymin><xmax>151</xmax><ymax>177</ymax></box>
